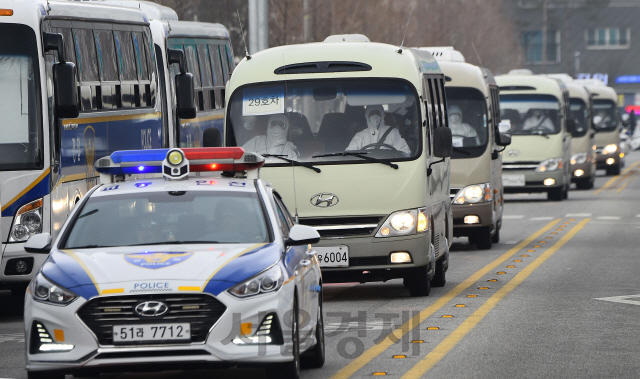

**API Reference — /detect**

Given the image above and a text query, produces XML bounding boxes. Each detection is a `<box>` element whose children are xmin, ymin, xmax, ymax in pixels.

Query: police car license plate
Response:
<box><xmin>502</xmin><ymin>174</ymin><xmax>525</xmax><ymax>187</ymax></box>
<box><xmin>315</xmin><ymin>246</ymin><xmax>349</xmax><ymax>267</ymax></box>
<box><xmin>113</xmin><ymin>323</ymin><xmax>190</xmax><ymax>343</ymax></box>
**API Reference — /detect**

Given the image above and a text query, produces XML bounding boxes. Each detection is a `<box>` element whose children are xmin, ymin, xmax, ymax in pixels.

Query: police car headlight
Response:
<box><xmin>571</xmin><ymin>153</ymin><xmax>588</xmax><ymax>165</ymax></box>
<box><xmin>376</xmin><ymin>208</ymin><xmax>427</xmax><ymax>237</ymax></box>
<box><xmin>453</xmin><ymin>184</ymin><xmax>491</xmax><ymax>204</ymax></box>
<box><xmin>229</xmin><ymin>265</ymin><xmax>284</xmax><ymax>298</ymax></box>
<box><xmin>603</xmin><ymin>144</ymin><xmax>618</xmax><ymax>155</ymax></box>
<box><xmin>9</xmin><ymin>198</ymin><xmax>43</xmax><ymax>242</ymax></box>
<box><xmin>536</xmin><ymin>158</ymin><xmax>563</xmax><ymax>172</ymax></box>
<box><xmin>29</xmin><ymin>273</ymin><xmax>78</xmax><ymax>305</ymax></box>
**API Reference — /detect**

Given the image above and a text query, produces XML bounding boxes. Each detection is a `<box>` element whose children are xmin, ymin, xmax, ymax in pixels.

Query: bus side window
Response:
<box><xmin>225</xmin><ymin>43</ymin><xmax>234</xmax><ymax>74</ymax></box>
<box><xmin>184</xmin><ymin>44</ymin><xmax>202</xmax><ymax>113</ymax></box>
<box><xmin>438</xmin><ymin>79</ymin><xmax>449</xmax><ymax>128</ymax></box>
<box><xmin>210</xmin><ymin>44</ymin><xmax>225</xmax><ymax>109</ymax></box>
<box><xmin>94</xmin><ymin>29</ymin><xmax>119</xmax><ymax>110</ymax></box>
<box><xmin>114</xmin><ymin>30</ymin><xmax>137</xmax><ymax>108</ymax></box>
<box><xmin>74</xmin><ymin>28</ymin><xmax>100</xmax><ymax>111</ymax></box>
<box><xmin>198</xmin><ymin>44</ymin><xmax>214</xmax><ymax>111</ymax></box>
<box><xmin>422</xmin><ymin>76</ymin><xmax>432</xmax><ymax>155</ymax></box>
<box><xmin>143</xmin><ymin>29</ymin><xmax>156</xmax><ymax>107</ymax></box>
<box><xmin>133</xmin><ymin>31</ymin><xmax>151</xmax><ymax>107</ymax></box>
<box><xmin>428</xmin><ymin>79</ymin><xmax>439</xmax><ymax>130</ymax></box>
<box><xmin>218</xmin><ymin>45</ymin><xmax>229</xmax><ymax>83</ymax></box>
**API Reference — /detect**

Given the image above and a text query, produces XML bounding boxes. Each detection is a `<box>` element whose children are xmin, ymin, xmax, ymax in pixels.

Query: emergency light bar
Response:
<box><xmin>95</xmin><ymin>147</ymin><xmax>264</xmax><ymax>180</ymax></box>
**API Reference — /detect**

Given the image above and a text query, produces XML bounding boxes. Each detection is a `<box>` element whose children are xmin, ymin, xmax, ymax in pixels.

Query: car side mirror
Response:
<box><xmin>24</xmin><ymin>233</ymin><xmax>52</xmax><ymax>254</ymax></box>
<box><xmin>433</xmin><ymin>127</ymin><xmax>452</xmax><ymax>158</ymax></box>
<box><xmin>285</xmin><ymin>224</ymin><xmax>320</xmax><ymax>247</ymax></box>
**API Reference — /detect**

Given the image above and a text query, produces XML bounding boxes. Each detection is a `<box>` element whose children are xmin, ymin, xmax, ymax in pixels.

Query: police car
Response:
<box><xmin>23</xmin><ymin>147</ymin><xmax>324</xmax><ymax>379</ymax></box>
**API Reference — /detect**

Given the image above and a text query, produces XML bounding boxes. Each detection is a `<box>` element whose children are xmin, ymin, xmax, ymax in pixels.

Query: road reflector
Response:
<box><xmin>514</xmin><ymin>260</ymin><xmax>522</xmax><ymax>262</ymax></box>
<box><xmin>497</xmin><ymin>271</ymin><xmax>506</xmax><ymax>274</ymax></box>
<box><xmin>551</xmin><ymin>232</ymin><xmax>558</xmax><ymax>235</ymax></box>
<box><xmin>427</xmin><ymin>326</ymin><xmax>440</xmax><ymax>330</ymax></box>
<box><xmin>534</xmin><ymin>245</ymin><xmax>541</xmax><ymax>247</ymax></box>
<box><xmin>506</xmin><ymin>265</ymin><xmax>515</xmax><ymax>268</ymax></box>
<box><xmin>556</xmin><ymin>229</ymin><xmax>563</xmax><ymax>231</ymax></box>
<box><xmin>411</xmin><ymin>340</ymin><xmax>424</xmax><ymax>343</ymax></box>
<box><xmin>373</xmin><ymin>372</ymin><xmax>387</xmax><ymax>376</ymax></box>
<box><xmin>546</xmin><ymin>236</ymin><xmax>553</xmax><ymax>239</ymax></box>
<box><xmin>521</xmin><ymin>254</ymin><xmax>529</xmax><ymax>257</ymax></box>
<box><xmin>442</xmin><ymin>315</ymin><xmax>453</xmax><ymax>318</ymax></box>
<box><xmin>455</xmin><ymin>304</ymin><xmax>466</xmax><ymax>307</ymax></box>
<box><xmin>564</xmin><ymin>222</ymin><xmax>571</xmax><ymax>224</ymax></box>
<box><xmin>488</xmin><ymin>279</ymin><xmax>498</xmax><ymax>282</ymax></box>
<box><xmin>393</xmin><ymin>355</ymin><xmax>407</xmax><ymax>359</ymax></box>
<box><xmin>467</xmin><ymin>294</ymin><xmax>478</xmax><ymax>297</ymax></box>
<box><xmin>569</xmin><ymin>219</ymin><xmax>575</xmax><ymax>221</ymax></box>
<box><xmin>539</xmin><ymin>241</ymin><xmax>547</xmax><ymax>243</ymax></box>
<box><xmin>478</xmin><ymin>287</ymin><xmax>489</xmax><ymax>290</ymax></box>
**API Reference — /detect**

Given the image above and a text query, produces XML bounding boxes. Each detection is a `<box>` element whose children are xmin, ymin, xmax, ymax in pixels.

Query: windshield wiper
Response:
<box><xmin>312</xmin><ymin>151</ymin><xmax>399</xmax><ymax>170</ymax></box>
<box><xmin>77</xmin><ymin>209</ymin><xmax>98</xmax><ymax>219</ymax></box>
<box><xmin>531</xmin><ymin>130</ymin><xmax>550</xmax><ymax>139</ymax></box>
<box><xmin>69</xmin><ymin>244</ymin><xmax>103</xmax><ymax>249</ymax></box>
<box><xmin>452</xmin><ymin>147</ymin><xmax>471</xmax><ymax>155</ymax></box>
<box><xmin>262</xmin><ymin>154</ymin><xmax>321</xmax><ymax>173</ymax></box>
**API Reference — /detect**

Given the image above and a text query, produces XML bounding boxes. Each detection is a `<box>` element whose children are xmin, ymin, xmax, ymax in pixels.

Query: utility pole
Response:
<box><xmin>303</xmin><ymin>0</ymin><xmax>312</xmax><ymax>43</ymax></box>
<box><xmin>249</xmin><ymin>0</ymin><xmax>269</xmax><ymax>54</ymax></box>
<box><xmin>541</xmin><ymin>0</ymin><xmax>548</xmax><ymax>68</ymax></box>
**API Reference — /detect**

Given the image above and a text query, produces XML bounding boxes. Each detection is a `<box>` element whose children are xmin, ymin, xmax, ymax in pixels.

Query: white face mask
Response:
<box><xmin>267</xmin><ymin>122</ymin><xmax>287</xmax><ymax>145</ymax></box>
<box><xmin>367</xmin><ymin>115</ymin><xmax>382</xmax><ymax>129</ymax></box>
<box><xmin>449</xmin><ymin>113</ymin><xmax>461</xmax><ymax>125</ymax></box>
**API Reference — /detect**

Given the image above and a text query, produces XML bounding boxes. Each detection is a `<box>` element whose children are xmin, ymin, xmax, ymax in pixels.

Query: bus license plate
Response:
<box><xmin>315</xmin><ymin>246</ymin><xmax>349</xmax><ymax>267</ymax></box>
<box><xmin>113</xmin><ymin>323</ymin><xmax>190</xmax><ymax>343</ymax></box>
<box><xmin>502</xmin><ymin>174</ymin><xmax>525</xmax><ymax>187</ymax></box>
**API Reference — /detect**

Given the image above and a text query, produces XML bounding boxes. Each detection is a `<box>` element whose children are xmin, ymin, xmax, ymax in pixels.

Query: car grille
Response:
<box><xmin>300</xmin><ymin>216</ymin><xmax>383</xmax><ymax>238</ymax></box>
<box><xmin>77</xmin><ymin>294</ymin><xmax>226</xmax><ymax>346</ymax></box>
<box><xmin>502</xmin><ymin>162</ymin><xmax>540</xmax><ymax>171</ymax></box>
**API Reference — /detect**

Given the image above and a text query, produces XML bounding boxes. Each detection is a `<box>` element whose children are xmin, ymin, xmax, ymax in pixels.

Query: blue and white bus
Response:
<box><xmin>0</xmin><ymin>0</ymin><xmax>195</xmax><ymax>294</ymax></box>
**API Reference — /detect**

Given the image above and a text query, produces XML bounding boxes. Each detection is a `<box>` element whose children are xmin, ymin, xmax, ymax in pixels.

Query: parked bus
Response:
<box><xmin>224</xmin><ymin>37</ymin><xmax>453</xmax><ymax>296</ymax></box>
<box><xmin>548</xmin><ymin>74</ymin><xmax>596</xmax><ymax>189</ymax></box>
<box><xmin>422</xmin><ymin>47</ymin><xmax>510</xmax><ymax>249</ymax></box>
<box><xmin>0</xmin><ymin>0</ymin><xmax>193</xmax><ymax>294</ymax></box>
<box><xmin>496</xmin><ymin>72</ymin><xmax>572</xmax><ymax>201</ymax></box>
<box><xmin>576</xmin><ymin>79</ymin><xmax>624</xmax><ymax>176</ymax></box>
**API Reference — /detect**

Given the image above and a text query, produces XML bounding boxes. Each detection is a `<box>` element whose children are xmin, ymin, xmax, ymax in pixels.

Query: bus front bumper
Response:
<box><xmin>452</xmin><ymin>202</ymin><xmax>493</xmax><ymax>237</ymax></box>
<box><xmin>0</xmin><ymin>242</ymin><xmax>46</xmax><ymax>288</ymax></box>
<box><xmin>503</xmin><ymin>170</ymin><xmax>566</xmax><ymax>194</ymax></box>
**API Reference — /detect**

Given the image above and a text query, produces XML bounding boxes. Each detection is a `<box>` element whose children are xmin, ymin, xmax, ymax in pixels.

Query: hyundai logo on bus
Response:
<box><xmin>310</xmin><ymin>193</ymin><xmax>339</xmax><ymax>208</ymax></box>
<box><xmin>135</xmin><ymin>301</ymin><xmax>169</xmax><ymax>317</ymax></box>
<box><xmin>507</xmin><ymin>150</ymin><xmax>520</xmax><ymax>157</ymax></box>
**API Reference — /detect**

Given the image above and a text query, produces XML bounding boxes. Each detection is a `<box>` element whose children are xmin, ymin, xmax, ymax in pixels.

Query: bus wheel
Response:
<box><xmin>491</xmin><ymin>227</ymin><xmax>500</xmax><ymax>244</ymax></box>
<box><xmin>576</xmin><ymin>177</ymin><xmax>592</xmax><ymax>190</ymax></box>
<box><xmin>430</xmin><ymin>258</ymin><xmax>446</xmax><ymax>287</ymax></box>
<box><xmin>606</xmin><ymin>165</ymin><xmax>621</xmax><ymax>176</ymax></box>
<box><xmin>548</xmin><ymin>187</ymin><xmax>564</xmax><ymax>201</ymax></box>
<box><xmin>470</xmin><ymin>227</ymin><xmax>492</xmax><ymax>250</ymax></box>
<box><xmin>406</xmin><ymin>265</ymin><xmax>431</xmax><ymax>296</ymax></box>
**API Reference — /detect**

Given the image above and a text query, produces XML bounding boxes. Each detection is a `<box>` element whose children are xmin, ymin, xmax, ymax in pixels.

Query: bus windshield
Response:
<box><xmin>570</xmin><ymin>98</ymin><xmax>589</xmax><ymax>138</ymax></box>
<box><xmin>0</xmin><ymin>24</ymin><xmax>41</xmax><ymax>171</ymax></box>
<box><xmin>226</xmin><ymin>79</ymin><xmax>421</xmax><ymax>164</ymax></box>
<box><xmin>499</xmin><ymin>94</ymin><xmax>561</xmax><ymax>136</ymax></box>
<box><xmin>445</xmin><ymin>87</ymin><xmax>488</xmax><ymax>159</ymax></box>
<box><xmin>592</xmin><ymin>99</ymin><xmax>618</xmax><ymax>132</ymax></box>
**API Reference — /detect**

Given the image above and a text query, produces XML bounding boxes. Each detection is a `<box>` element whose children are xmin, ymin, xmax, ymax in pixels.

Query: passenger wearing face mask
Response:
<box><xmin>242</xmin><ymin>114</ymin><xmax>299</xmax><ymax>160</ymax></box>
<box><xmin>523</xmin><ymin>109</ymin><xmax>555</xmax><ymax>132</ymax></box>
<box><xmin>345</xmin><ymin>105</ymin><xmax>411</xmax><ymax>155</ymax></box>
<box><xmin>448</xmin><ymin>104</ymin><xmax>480</xmax><ymax>146</ymax></box>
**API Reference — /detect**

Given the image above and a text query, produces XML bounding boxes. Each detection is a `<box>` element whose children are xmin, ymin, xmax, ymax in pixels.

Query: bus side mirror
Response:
<box><xmin>496</xmin><ymin>120</ymin><xmax>511</xmax><ymax>146</ymax></box>
<box><xmin>43</xmin><ymin>32</ymin><xmax>79</xmax><ymax>119</ymax></box>
<box><xmin>167</xmin><ymin>48</ymin><xmax>196</xmax><ymax>119</ymax></box>
<box><xmin>433</xmin><ymin>127</ymin><xmax>452</xmax><ymax>158</ymax></box>
<box><xmin>53</xmin><ymin>63</ymin><xmax>80</xmax><ymax>119</ymax></box>
<box><xmin>566</xmin><ymin>119</ymin><xmax>576</xmax><ymax>135</ymax></box>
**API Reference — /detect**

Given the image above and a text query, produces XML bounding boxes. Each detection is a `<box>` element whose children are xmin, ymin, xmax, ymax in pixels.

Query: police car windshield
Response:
<box><xmin>499</xmin><ymin>94</ymin><xmax>561</xmax><ymax>135</ymax></box>
<box><xmin>64</xmin><ymin>191</ymin><xmax>270</xmax><ymax>248</ymax></box>
<box><xmin>226</xmin><ymin>79</ymin><xmax>421</xmax><ymax>164</ymax></box>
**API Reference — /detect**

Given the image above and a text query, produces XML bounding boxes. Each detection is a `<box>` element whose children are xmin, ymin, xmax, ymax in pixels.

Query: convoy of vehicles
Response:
<box><xmin>224</xmin><ymin>38</ymin><xmax>453</xmax><ymax>296</ymax></box>
<box><xmin>497</xmin><ymin>72</ymin><xmax>573</xmax><ymax>201</ymax></box>
<box><xmin>422</xmin><ymin>47</ymin><xmax>510</xmax><ymax>249</ymax></box>
<box><xmin>576</xmin><ymin>79</ymin><xmax>625</xmax><ymax>176</ymax></box>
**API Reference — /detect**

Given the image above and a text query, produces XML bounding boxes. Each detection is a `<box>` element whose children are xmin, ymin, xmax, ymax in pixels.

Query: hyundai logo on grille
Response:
<box><xmin>507</xmin><ymin>150</ymin><xmax>520</xmax><ymax>157</ymax></box>
<box><xmin>134</xmin><ymin>301</ymin><xmax>169</xmax><ymax>317</ymax></box>
<box><xmin>310</xmin><ymin>193</ymin><xmax>339</xmax><ymax>208</ymax></box>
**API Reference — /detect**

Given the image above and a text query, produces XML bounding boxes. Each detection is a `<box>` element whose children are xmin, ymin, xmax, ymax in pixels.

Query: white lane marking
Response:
<box><xmin>595</xmin><ymin>294</ymin><xmax>640</xmax><ymax>306</ymax></box>
<box><xmin>565</xmin><ymin>213</ymin><xmax>592</xmax><ymax>217</ymax></box>
<box><xmin>502</xmin><ymin>215</ymin><xmax>525</xmax><ymax>219</ymax></box>
<box><xmin>635</xmin><ymin>214</ymin><xmax>640</xmax><ymax>218</ymax></box>
<box><xmin>0</xmin><ymin>333</ymin><xmax>24</xmax><ymax>344</ymax></box>
<box><xmin>530</xmin><ymin>217</ymin><xmax>553</xmax><ymax>221</ymax></box>
<box><xmin>597</xmin><ymin>216</ymin><xmax>621</xmax><ymax>220</ymax></box>
<box><xmin>325</xmin><ymin>320</ymin><xmax>393</xmax><ymax>333</ymax></box>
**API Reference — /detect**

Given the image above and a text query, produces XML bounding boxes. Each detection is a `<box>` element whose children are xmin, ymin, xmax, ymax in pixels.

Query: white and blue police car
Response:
<box><xmin>23</xmin><ymin>147</ymin><xmax>324</xmax><ymax>379</ymax></box>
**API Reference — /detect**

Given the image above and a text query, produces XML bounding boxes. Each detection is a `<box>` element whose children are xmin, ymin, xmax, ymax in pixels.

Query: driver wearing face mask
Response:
<box><xmin>523</xmin><ymin>109</ymin><xmax>555</xmax><ymax>132</ymax></box>
<box><xmin>345</xmin><ymin>105</ymin><xmax>411</xmax><ymax>155</ymax></box>
<box><xmin>448</xmin><ymin>104</ymin><xmax>480</xmax><ymax>146</ymax></box>
<box><xmin>242</xmin><ymin>114</ymin><xmax>299</xmax><ymax>160</ymax></box>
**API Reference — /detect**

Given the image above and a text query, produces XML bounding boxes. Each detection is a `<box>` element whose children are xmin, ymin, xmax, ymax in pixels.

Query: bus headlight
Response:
<box><xmin>10</xmin><ymin>198</ymin><xmax>43</xmax><ymax>242</ymax></box>
<box><xmin>570</xmin><ymin>152</ymin><xmax>588</xmax><ymax>165</ymax></box>
<box><xmin>536</xmin><ymin>158</ymin><xmax>563</xmax><ymax>172</ymax></box>
<box><xmin>376</xmin><ymin>208</ymin><xmax>427</xmax><ymax>237</ymax></box>
<box><xmin>29</xmin><ymin>273</ymin><xmax>78</xmax><ymax>305</ymax></box>
<box><xmin>603</xmin><ymin>144</ymin><xmax>618</xmax><ymax>155</ymax></box>
<box><xmin>453</xmin><ymin>184</ymin><xmax>491</xmax><ymax>204</ymax></box>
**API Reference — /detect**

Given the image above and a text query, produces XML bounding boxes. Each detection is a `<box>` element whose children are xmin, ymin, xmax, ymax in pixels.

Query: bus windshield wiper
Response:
<box><xmin>531</xmin><ymin>130</ymin><xmax>550</xmax><ymax>139</ymax></box>
<box><xmin>262</xmin><ymin>154</ymin><xmax>321</xmax><ymax>173</ymax></box>
<box><xmin>312</xmin><ymin>151</ymin><xmax>399</xmax><ymax>170</ymax></box>
<box><xmin>452</xmin><ymin>147</ymin><xmax>471</xmax><ymax>155</ymax></box>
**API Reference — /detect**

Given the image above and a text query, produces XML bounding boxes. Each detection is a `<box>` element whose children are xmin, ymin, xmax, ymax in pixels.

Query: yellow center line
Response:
<box><xmin>328</xmin><ymin>219</ymin><xmax>560</xmax><ymax>379</ymax></box>
<box><xmin>616</xmin><ymin>170</ymin><xmax>639</xmax><ymax>193</ymax></box>
<box><xmin>400</xmin><ymin>218</ymin><xmax>590</xmax><ymax>379</ymax></box>
<box><xmin>594</xmin><ymin>160</ymin><xmax>640</xmax><ymax>195</ymax></box>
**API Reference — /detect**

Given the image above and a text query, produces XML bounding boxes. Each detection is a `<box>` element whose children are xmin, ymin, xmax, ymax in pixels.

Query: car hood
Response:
<box><xmin>40</xmin><ymin>243</ymin><xmax>282</xmax><ymax>299</ymax></box>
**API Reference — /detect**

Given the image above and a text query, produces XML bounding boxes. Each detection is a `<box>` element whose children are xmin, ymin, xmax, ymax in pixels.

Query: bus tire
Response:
<box><xmin>606</xmin><ymin>165</ymin><xmax>621</xmax><ymax>176</ymax></box>
<box><xmin>430</xmin><ymin>257</ymin><xmax>446</xmax><ymax>287</ymax></box>
<box><xmin>491</xmin><ymin>227</ymin><xmax>500</xmax><ymax>244</ymax></box>
<box><xmin>470</xmin><ymin>226</ymin><xmax>492</xmax><ymax>250</ymax></box>
<box><xmin>406</xmin><ymin>265</ymin><xmax>431</xmax><ymax>296</ymax></box>
<box><xmin>548</xmin><ymin>187</ymin><xmax>563</xmax><ymax>201</ymax></box>
<box><xmin>576</xmin><ymin>177</ymin><xmax>593</xmax><ymax>190</ymax></box>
